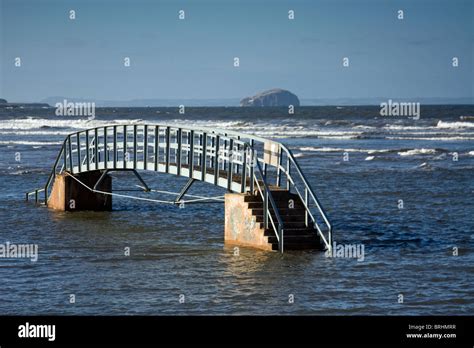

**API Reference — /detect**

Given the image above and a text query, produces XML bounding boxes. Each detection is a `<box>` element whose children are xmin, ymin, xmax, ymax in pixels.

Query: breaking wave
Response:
<box><xmin>436</xmin><ymin>121</ymin><xmax>474</xmax><ymax>129</ymax></box>
<box><xmin>398</xmin><ymin>149</ymin><xmax>437</xmax><ymax>156</ymax></box>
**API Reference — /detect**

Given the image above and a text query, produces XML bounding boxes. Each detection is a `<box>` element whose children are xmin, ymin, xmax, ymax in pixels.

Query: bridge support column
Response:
<box><xmin>224</xmin><ymin>193</ymin><xmax>273</xmax><ymax>251</ymax></box>
<box><xmin>48</xmin><ymin>171</ymin><xmax>112</xmax><ymax>211</ymax></box>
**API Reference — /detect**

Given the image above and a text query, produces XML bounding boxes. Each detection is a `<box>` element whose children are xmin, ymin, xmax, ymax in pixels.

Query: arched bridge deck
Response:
<box><xmin>26</xmin><ymin>124</ymin><xmax>332</xmax><ymax>253</ymax></box>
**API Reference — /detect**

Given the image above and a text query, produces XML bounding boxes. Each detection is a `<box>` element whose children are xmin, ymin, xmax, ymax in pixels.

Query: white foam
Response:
<box><xmin>0</xmin><ymin>117</ymin><xmax>141</xmax><ymax>130</ymax></box>
<box><xmin>398</xmin><ymin>148</ymin><xmax>437</xmax><ymax>156</ymax></box>
<box><xmin>299</xmin><ymin>147</ymin><xmax>365</xmax><ymax>153</ymax></box>
<box><xmin>353</xmin><ymin>125</ymin><xmax>376</xmax><ymax>129</ymax></box>
<box><xmin>387</xmin><ymin>136</ymin><xmax>474</xmax><ymax>141</ymax></box>
<box><xmin>383</xmin><ymin>125</ymin><xmax>430</xmax><ymax>131</ymax></box>
<box><xmin>468</xmin><ymin>151</ymin><xmax>474</xmax><ymax>156</ymax></box>
<box><xmin>0</xmin><ymin>140</ymin><xmax>62</xmax><ymax>146</ymax></box>
<box><xmin>365</xmin><ymin>156</ymin><xmax>375</xmax><ymax>161</ymax></box>
<box><xmin>367</xmin><ymin>149</ymin><xmax>391</xmax><ymax>154</ymax></box>
<box><xmin>436</xmin><ymin>120</ymin><xmax>474</xmax><ymax>129</ymax></box>
<box><xmin>0</xmin><ymin>130</ymin><xmax>72</xmax><ymax>136</ymax></box>
<box><xmin>300</xmin><ymin>147</ymin><xmax>393</xmax><ymax>154</ymax></box>
<box><xmin>0</xmin><ymin>117</ymin><xmax>366</xmax><ymax>139</ymax></box>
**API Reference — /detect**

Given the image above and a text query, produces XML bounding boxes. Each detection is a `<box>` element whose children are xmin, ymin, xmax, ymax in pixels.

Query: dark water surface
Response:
<box><xmin>0</xmin><ymin>106</ymin><xmax>473</xmax><ymax>315</ymax></box>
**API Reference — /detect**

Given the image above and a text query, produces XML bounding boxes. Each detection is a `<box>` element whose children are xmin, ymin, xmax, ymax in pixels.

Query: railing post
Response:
<box><xmin>264</xmin><ymin>188</ymin><xmax>269</xmax><ymax>230</ymax></box>
<box><xmin>104</xmin><ymin>127</ymin><xmax>108</xmax><ymax>169</ymax></box>
<box><xmin>223</xmin><ymin>136</ymin><xmax>227</xmax><ymax>171</ymax></box>
<box><xmin>276</xmin><ymin>151</ymin><xmax>282</xmax><ymax>187</ymax></box>
<box><xmin>189</xmin><ymin>130</ymin><xmax>194</xmax><ymax>178</ymax></box>
<box><xmin>177</xmin><ymin>128</ymin><xmax>182</xmax><ymax>175</ymax></box>
<box><xmin>123</xmin><ymin>125</ymin><xmax>127</xmax><ymax>169</ymax></box>
<box><xmin>63</xmin><ymin>142</ymin><xmax>67</xmax><ymax>171</ymax></box>
<box><xmin>214</xmin><ymin>135</ymin><xmax>220</xmax><ymax>185</ymax></box>
<box><xmin>68</xmin><ymin>136</ymin><xmax>73</xmax><ymax>171</ymax></box>
<box><xmin>113</xmin><ymin>125</ymin><xmax>117</xmax><ymax>169</ymax></box>
<box><xmin>227</xmin><ymin>139</ymin><xmax>234</xmax><ymax>190</ymax></box>
<box><xmin>144</xmin><ymin>125</ymin><xmax>148</xmax><ymax>169</ymax></box>
<box><xmin>304</xmin><ymin>187</ymin><xmax>308</xmax><ymax>227</ymax></box>
<box><xmin>202</xmin><ymin>132</ymin><xmax>207</xmax><ymax>181</ymax></box>
<box><xmin>235</xmin><ymin>136</ymin><xmax>240</xmax><ymax>175</ymax></box>
<box><xmin>286</xmin><ymin>157</ymin><xmax>290</xmax><ymax>190</ymax></box>
<box><xmin>76</xmin><ymin>133</ymin><xmax>81</xmax><ymax>173</ymax></box>
<box><xmin>198</xmin><ymin>133</ymin><xmax>203</xmax><ymax>166</ymax></box>
<box><xmin>85</xmin><ymin>130</ymin><xmax>90</xmax><ymax>171</ymax></box>
<box><xmin>154</xmin><ymin>126</ymin><xmax>159</xmax><ymax>171</ymax></box>
<box><xmin>249</xmin><ymin>139</ymin><xmax>254</xmax><ymax>193</ymax></box>
<box><xmin>133</xmin><ymin>125</ymin><xmax>137</xmax><ymax>169</ymax></box>
<box><xmin>165</xmin><ymin>126</ymin><xmax>170</xmax><ymax>173</ymax></box>
<box><xmin>94</xmin><ymin>128</ymin><xmax>99</xmax><ymax>170</ymax></box>
<box><xmin>240</xmin><ymin>144</ymin><xmax>247</xmax><ymax>193</ymax></box>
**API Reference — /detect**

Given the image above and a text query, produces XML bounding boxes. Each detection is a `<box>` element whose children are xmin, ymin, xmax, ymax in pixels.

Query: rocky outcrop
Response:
<box><xmin>240</xmin><ymin>89</ymin><xmax>300</xmax><ymax>107</ymax></box>
<box><xmin>0</xmin><ymin>99</ymin><xmax>7</xmax><ymax>104</ymax></box>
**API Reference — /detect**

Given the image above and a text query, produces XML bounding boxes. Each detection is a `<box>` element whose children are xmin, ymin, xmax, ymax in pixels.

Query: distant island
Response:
<box><xmin>240</xmin><ymin>88</ymin><xmax>300</xmax><ymax>107</ymax></box>
<box><xmin>0</xmin><ymin>98</ymin><xmax>50</xmax><ymax>108</ymax></box>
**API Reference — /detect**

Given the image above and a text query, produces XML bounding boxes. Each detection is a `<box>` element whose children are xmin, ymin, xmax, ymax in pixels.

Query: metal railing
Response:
<box><xmin>278</xmin><ymin>145</ymin><xmax>332</xmax><ymax>251</ymax></box>
<box><xmin>252</xmin><ymin>159</ymin><xmax>285</xmax><ymax>253</ymax></box>
<box><xmin>26</xmin><ymin>123</ymin><xmax>332</xmax><ymax>253</ymax></box>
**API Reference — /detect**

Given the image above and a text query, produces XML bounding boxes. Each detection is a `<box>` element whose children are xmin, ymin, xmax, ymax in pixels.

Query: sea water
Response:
<box><xmin>0</xmin><ymin>105</ymin><xmax>473</xmax><ymax>315</ymax></box>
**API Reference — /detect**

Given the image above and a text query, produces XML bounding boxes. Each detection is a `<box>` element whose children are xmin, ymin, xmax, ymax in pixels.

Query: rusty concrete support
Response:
<box><xmin>48</xmin><ymin>170</ymin><xmax>112</xmax><ymax>211</ymax></box>
<box><xmin>224</xmin><ymin>193</ymin><xmax>273</xmax><ymax>251</ymax></box>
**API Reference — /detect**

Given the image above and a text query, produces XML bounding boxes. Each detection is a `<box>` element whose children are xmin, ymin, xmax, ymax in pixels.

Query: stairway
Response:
<box><xmin>244</xmin><ymin>189</ymin><xmax>324</xmax><ymax>251</ymax></box>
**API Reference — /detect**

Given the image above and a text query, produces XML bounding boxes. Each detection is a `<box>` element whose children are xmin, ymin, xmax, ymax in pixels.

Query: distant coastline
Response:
<box><xmin>1</xmin><ymin>97</ymin><xmax>472</xmax><ymax>108</ymax></box>
<box><xmin>40</xmin><ymin>96</ymin><xmax>474</xmax><ymax>107</ymax></box>
<box><xmin>0</xmin><ymin>99</ymin><xmax>50</xmax><ymax>108</ymax></box>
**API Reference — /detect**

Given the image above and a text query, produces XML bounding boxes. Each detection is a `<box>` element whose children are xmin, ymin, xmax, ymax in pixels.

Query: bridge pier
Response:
<box><xmin>225</xmin><ymin>193</ymin><xmax>274</xmax><ymax>251</ymax></box>
<box><xmin>48</xmin><ymin>171</ymin><xmax>112</xmax><ymax>211</ymax></box>
<box><xmin>225</xmin><ymin>190</ymin><xmax>325</xmax><ymax>251</ymax></box>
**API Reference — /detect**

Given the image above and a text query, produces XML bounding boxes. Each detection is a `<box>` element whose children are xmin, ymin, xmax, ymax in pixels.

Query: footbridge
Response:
<box><xmin>26</xmin><ymin>124</ymin><xmax>332</xmax><ymax>253</ymax></box>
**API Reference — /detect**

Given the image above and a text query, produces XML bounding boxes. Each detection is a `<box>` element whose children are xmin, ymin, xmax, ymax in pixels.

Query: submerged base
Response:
<box><xmin>224</xmin><ymin>193</ymin><xmax>274</xmax><ymax>251</ymax></box>
<box><xmin>48</xmin><ymin>171</ymin><xmax>112</xmax><ymax>211</ymax></box>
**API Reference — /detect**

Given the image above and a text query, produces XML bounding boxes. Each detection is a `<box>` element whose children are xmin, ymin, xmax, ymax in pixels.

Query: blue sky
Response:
<box><xmin>0</xmin><ymin>0</ymin><xmax>472</xmax><ymax>102</ymax></box>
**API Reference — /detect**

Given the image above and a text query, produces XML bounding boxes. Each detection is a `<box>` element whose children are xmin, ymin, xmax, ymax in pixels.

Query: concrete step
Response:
<box><xmin>244</xmin><ymin>195</ymin><xmax>262</xmax><ymax>203</ymax></box>
<box><xmin>243</xmin><ymin>191</ymin><xmax>302</xmax><ymax>203</ymax></box>
<box><xmin>255</xmin><ymin>215</ymin><xmax>306</xmax><ymax>223</ymax></box>
<box><xmin>259</xmin><ymin>221</ymin><xmax>308</xmax><ymax>229</ymax></box>
<box><xmin>247</xmin><ymin>201</ymin><xmax>304</xmax><ymax>209</ymax></box>
<box><xmin>250</xmin><ymin>208</ymin><xmax>306</xmax><ymax>217</ymax></box>
<box><xmin>271</xmin><ymin>241</ymin><xmax>324</xmax><ymax>251</ymax></box>
<box><xmin>267</xmin><ymin>234</ymin><xmax>321</xmax><ymax>244</ymax></box>
<box><xmin>264</xmin><ymin>227</ymin><xmax>316</xmax><ymax>236</ymax></box>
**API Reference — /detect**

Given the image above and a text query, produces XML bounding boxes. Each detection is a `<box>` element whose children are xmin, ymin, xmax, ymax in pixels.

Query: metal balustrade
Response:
<box><xmin>26</xmin><ymin>123</ymin><xmax>332</xmax><ymax>253</ymax></box>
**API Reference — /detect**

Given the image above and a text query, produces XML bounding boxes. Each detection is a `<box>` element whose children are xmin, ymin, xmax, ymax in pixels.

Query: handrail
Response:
<box><xmin>251</xmin><ymin>154</ymin><xmax>285</xmax><ymax>252</ymax></box>
<box><xmin>43</xmin><ymin>138</ymin><xmax>67</xmax><ymax>204</ymax></box>
<box><xmin>278</xmin><ymin>144</ymin><xmax>332</xmax><ymax>252</ymax></box>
